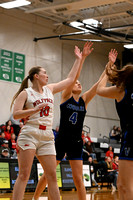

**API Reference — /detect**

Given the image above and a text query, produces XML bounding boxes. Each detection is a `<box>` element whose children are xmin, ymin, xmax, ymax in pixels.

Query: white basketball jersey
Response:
<box><xmin>24</xmin><ymin>86</ymin><xmax>54</xmax><ymax>128</ymax></box>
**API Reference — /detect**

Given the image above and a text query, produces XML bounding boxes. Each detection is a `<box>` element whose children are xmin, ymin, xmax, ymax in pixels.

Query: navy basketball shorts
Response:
<box><xmin>119</xmin><ymin>129</ymin><xmax>133</xmax><ymax>160</ymax></box>
<box><xmin>55</xmin><ymin>137</ymin><xmax>83</xmax><ymax>161</ymax></box>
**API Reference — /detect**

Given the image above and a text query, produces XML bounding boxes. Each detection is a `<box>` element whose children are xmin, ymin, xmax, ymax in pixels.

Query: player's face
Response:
<box><xmin>37</xmin><ymin>68</ymin><xmax>48</xmax><ymax>86</ymax></box>
<box><xmin>72</xmin><ymin>80</ymin><xmax>82</xmax><ymax>94</ymax></box>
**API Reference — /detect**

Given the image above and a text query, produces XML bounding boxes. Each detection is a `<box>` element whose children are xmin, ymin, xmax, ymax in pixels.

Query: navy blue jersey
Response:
<box><xmin>115</xmin><ymin>88</ymin><xmax>133</xmax><ymax>132</ymax></box>
<box><xmin>58</xmin><ymin>96</ymin><xmax>86</xmax><ymax>141</ymax></box>
<box><xmin>116</xmin><ymin>88</ymin><xmax>133</xmax><ymax>160</ymax></box>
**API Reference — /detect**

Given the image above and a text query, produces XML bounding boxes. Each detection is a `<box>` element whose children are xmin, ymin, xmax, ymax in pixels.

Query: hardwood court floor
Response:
<box><xmin>0</xmin><ymin>188</ymin><xmax>119</xmax><ymax>200</ymax></box>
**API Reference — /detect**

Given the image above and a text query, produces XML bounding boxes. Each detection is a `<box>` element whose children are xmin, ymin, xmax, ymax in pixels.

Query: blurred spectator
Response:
<box><xmin>0</xmin><ymin>148</ymin><xmax>10</xmax><ymax>158</ymax></box>
<box><xmin>84</xmin><ymin>141</ymin><xmax>96</xmax><ymax>160</ymax></box>
<box><xmin>116</xmin><ymin>126</ymin><xmax>122</xmax><ymax>142</ymax></box>
<box><xmin>82</xmin><ymin>130</ymin><xmax>92</xmax><ymax>144</ymax></box>
<box><xmin>1</xmin><ymin>139</ymin><xmax>9</xmax><ymax>148</ymax></box>
<box><xmin>4</xmin><ymin>120</ymin><xmax>14</xmax><ymax>134</ymax></box>
<box><xmin>82</xmin><ymin>130</ymin><xmax>96</xmax><ymax>160</ymax></box>
<box><xmin>109</xmin><ymin>125</ymin><xmax>117</xmax><ymax>137</ymax></box>
<box><xmin>83</xmin><ymin>148</ymin><xmax>90</xmax><ymax>161</ymax></box>
<box><xmin>4</xmin><ymin>125</ymin><xmax>12</xmax><ymax>140</ymax></box>
<box><xmin>109</xmin><ymin>125</ymin><xmax>121</xmax><ymax>142</ymax></box>
<box><xmin>81</xmin><ymin>130</ymin><xmax>86</xmax><ymax>145</ymax></box>
<box><xmin>0</xmin><ymin>124</ymin><xmax>5</xmax><ymax>134</ymax></box>
<box><xmin>0</xmin><ymin>132</ymin><xmax>5</xmax><ymax>146</ymax></box>
<box><xmin>105</xmin><ymin>156</ymin><xmax>118</xmax><ymax>192</ymax></box>
<box><xmin>105</xmin><ymin>146</ymin><xmax>114</xmax><ymax>161</ymax></box>
<box><xmin>88</xmin><ymin>156</ymin><xmax>98</xmax><ymax>187</ymax></box>
<box><xmin>106</xmin><ymin>156</ymin><xmax>113</xmax><ymax>173</ymax></box>
<box><xmin>112</xmin><ymin>156</ymin><xmax>119</xmax><ymax>171</ymax></box>
<box><xmin>112</xmin><ymin>156</ymin><xmax>119</xmax><ymax>193</ymax></box>
<box><xmin>85</xmin><ymin>141</ymin><xmax>93</xmax><ymax>153</ymax></box>
<box><xmin>9</xmin><ymin>133</ymin><xmax>17</xmax><ymax>155</ymax></box>
<box><xmin>85</xmin><ymin>132</ymin><xmax>92</xmax><ymax>143</ymax></box>
<box><xmin>105</xmin><ymin>156</ymin><xmax>115</xmax><ymax>183</ymax></box>
<box><xmin>9</xmin><ymin>114</ymin><xmax>21</xmax><ymax>136</ymax></box>
<box><xmin>0</xmin><ymin>140</ymin><xmax>11</xmax><ymax>158</ymax></box>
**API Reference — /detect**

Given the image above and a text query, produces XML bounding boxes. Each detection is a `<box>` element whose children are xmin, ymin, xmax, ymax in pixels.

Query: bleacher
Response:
<box><xmin>91</xmin><ymin>136</ymin><xmax>120</xmax><ymax>161</ymax></box>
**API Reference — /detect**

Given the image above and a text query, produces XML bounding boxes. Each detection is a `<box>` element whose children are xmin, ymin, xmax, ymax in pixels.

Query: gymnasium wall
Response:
<box><xmin>0</xmin><ymin>7</ymin><xmax>124</xmax><ymax>138</ymax></box>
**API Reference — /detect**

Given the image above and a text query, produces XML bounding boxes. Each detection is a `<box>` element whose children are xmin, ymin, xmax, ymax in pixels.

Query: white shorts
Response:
<box><xmin>17</xmin><ymin>125</ymin><xmax>56</xmax><ymax>156</ymax></box>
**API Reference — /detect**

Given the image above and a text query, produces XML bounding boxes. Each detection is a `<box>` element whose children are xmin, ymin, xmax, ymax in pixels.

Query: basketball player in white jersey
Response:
<box><xmin>11</xmin><ymin>44</ymin><xmax>92</xmax><ymax>200</ymax></box>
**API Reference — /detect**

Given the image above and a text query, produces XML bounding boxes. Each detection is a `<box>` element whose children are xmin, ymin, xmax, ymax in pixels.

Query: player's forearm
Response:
<box><xmin>75</xmin><ymin>56</ymin><xmax>86</xmax><ymax>80</ymax></box>
<box><xmin>67</xmin><ymin>58</ymin><xmax>82</xmax><ymax>81</ymax></box>
<box><xmin>13</xmin><ymin>109</ymin><xmax>36</xmax><ymax>119</ymax></box>
<box><xmin>96</xmin><ymin>74</ymin><xmax>108</xmax><ymax>94</ymax></box>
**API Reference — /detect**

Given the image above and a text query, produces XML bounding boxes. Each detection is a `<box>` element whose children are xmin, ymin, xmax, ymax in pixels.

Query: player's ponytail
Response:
<box><xmin>10</xmin><ymin>66</ymin><xmax>42</xmax><ymax>109</ymax></box>
<box><xmin>10</xmin><ymin>76</ymin><xmax>29</xmax><ymax>109</ymax></box>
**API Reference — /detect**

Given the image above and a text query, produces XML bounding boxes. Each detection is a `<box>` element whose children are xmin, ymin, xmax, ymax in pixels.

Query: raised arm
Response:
<box><xmin>47</xmin><ymin>46</ymin><xmax>82</xmax><ymax>94</ymax></box>
<box><xmin>82</xmin><ymin>49</ymin><xmax>118</xmax><ymax>108</ymax></box>
<box><xmin>47</xmin><ymin>42</ymin><xmax>93</xmax><ymax>96</ymax></box>
<box><xmin>61</xmin><ymin>42</ymin><xmax>94</xmax><ymax>101</ymax></box>
<box><xmin>82</xmin><ymin>69</ymin><xmax>106</xmax><ymax>108</ymax></box>
<box><xmin>96</xmin><ymin>49</ymin><xmax>123</xmax><ymax>101</ymax></box>
<box><xmin>109</xmin><ymin>49</ymin><xmax>118</xmax><ymax>65</ymax></box>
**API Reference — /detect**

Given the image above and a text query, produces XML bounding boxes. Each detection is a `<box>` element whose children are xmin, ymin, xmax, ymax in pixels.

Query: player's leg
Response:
<box><xmin>33</xmin><ymin>138</ymin><xmax>64</xmax><ymax>200</ymax></box>
<box><xmin>37</xmin><ymin>155</ymin><xmax>60</xmax><ymax>200</ymax></box>
<box><xmin>33</xmin><ymin>159</ymin><xmax>60</xmax><ymax>200</ymax></box>
<box><xmin>69</xmin><ymin>160</ymin><xmax>86</xmax><ymax>200</ymax></box>
<box><xmin>12</xmin><ymin>148</ymin><xmax>36</xmax><ymax>200</ymax></box>
<box><xmin>118</xmin><ymin>160</ymin><xmax>133</xmax><ymax>200</ymax></box>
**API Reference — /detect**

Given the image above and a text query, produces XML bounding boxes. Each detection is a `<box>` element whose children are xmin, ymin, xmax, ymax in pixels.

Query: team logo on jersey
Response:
<box><xmin>67</xmin><ymin>104</ymin><xmax>84</xmax><ymax>111</ymax></box>
<box><xmin>33</xmin><ymin>98</ymin><xmax>53</xmax><ymax>107</ymax></box>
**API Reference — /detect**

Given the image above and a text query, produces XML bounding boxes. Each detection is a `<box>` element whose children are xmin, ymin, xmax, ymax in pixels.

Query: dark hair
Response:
<box><xmin>5</xmin><ymin>120</ymin><xmax>12</xmax><ymax>126</ymax></box>
<box><xmin>11</xmin><ymin>66</ymin><xmax>42</xmax><ymax>109</ymax></box>
<box><xmin>106</xmin><ymin>63</ymin><xmax>133</xmax><ymax>90</ymax></box>
<box><xmin>5</xmin><ymin>125</ymin><xmax>11</xmax><ymax>133</ymax></box>
<box><xmin>109</xmin><ymin>146</ymin><xmax>113</xmax><ymax>151</ymax></box>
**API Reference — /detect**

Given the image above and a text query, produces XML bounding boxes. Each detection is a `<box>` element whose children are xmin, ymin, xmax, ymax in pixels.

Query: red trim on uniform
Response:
<box><xmin>39</xmin><ymin>125</ymin><xmax>46</xmax><ymax>130</ymax></box>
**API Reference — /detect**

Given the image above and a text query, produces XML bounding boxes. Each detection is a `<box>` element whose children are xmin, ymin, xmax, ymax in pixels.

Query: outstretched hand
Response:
<box><xmin>109</xmin><ymin>49</ymin><xmax>118</xmax><ymax>64</ymax></box>
<box><xmin>82</xmin><ymin>41</ymin><xmax>94</xmax><ymax>57</ymax></box>
<box><xmin>74</xmin><ymin>46</ymin><xmax>82</xmax><ymax>60</ymax></box>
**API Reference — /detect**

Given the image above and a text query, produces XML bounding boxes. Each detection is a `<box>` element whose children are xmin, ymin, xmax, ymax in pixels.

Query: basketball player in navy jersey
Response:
<box><xmin>11</xmin><ymin>45</ymin><xmax>85</xmax><ymax>200</ymax></box>
<box><xmin>97</xmin><ymin>49</ymin><xmax>133</xmax><ymax>200</ymax></box>
<box><xmin>33</xmin><ymin>42</ymin><xmax>106</xmax><ymax>200</ymax></box>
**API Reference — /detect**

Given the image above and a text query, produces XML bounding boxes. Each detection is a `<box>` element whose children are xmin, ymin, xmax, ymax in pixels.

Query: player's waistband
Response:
<box><xmin>39</xmin><ymin>125</ymin><xmax>46</xmax><ymax>130</ymax></box>
<box><xmin>24</xmin><ymin>123</ymin><xmax>52</xmax><ymax>131</ymax></box>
